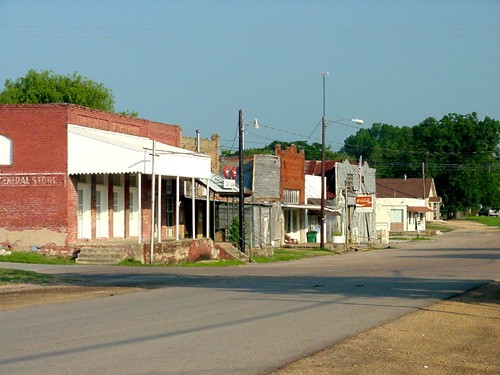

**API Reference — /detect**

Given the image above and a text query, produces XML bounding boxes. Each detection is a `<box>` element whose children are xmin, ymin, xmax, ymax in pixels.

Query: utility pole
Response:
<box><xmin>320</xmin><ymin>72</ymin><xmax>328</xmax><ymax>249</ymax></box>
<box><xmin>422</xmin><ymin>162</ymin><xmax>426</xmax><ymax>198</ymax></box>
<box><xmin>238</xmin><ymin>110</ymin><xmax>245</xmax><ymax>256</ymax></box>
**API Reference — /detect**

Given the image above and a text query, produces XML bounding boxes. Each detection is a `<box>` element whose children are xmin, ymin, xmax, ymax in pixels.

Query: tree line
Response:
<box><xmin>341</xmin><ymin>114</ymin><xmax>500</xmax><ymax>216</ymax></box>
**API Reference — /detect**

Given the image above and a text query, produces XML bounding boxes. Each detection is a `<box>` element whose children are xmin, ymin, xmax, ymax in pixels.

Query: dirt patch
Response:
<box><xmin>270</xmin><ymin>281</ymin><xmax>500</xmax><ymax>375</ymax></box>
<box><xmin>0</xmin><ymin>284</ymin><xmax>143</xmax><ymax>311</ymax></box>
<box><xmin>437</xmin><ymin>219</ymin><xmax>497</xmax><ymax>230</ymax></box>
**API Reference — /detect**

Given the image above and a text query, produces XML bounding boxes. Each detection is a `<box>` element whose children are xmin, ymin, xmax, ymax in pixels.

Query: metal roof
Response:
<box><xmin>67</xmin><ymin>124</ymin><xmax>211</xmax><ymax>178</ymax></box>
<box><xmin>205</xmin><ymin>173</ymin><xmax>240</xmax><ymax>194</ymax></box>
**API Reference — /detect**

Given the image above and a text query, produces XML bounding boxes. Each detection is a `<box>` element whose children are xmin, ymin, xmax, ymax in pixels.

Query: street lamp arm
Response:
<box><xmin>327</xmin><ymin>118</ymin><xmax>365</xmax><ymax>126</ymax></box>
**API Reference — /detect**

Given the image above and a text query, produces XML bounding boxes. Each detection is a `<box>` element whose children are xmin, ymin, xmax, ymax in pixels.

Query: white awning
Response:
<box><xmin>282</xmin><ymin>203</ymin><xmax>342</xmax><ymax>216</ymax></box>
<box><xmin>67</xmin><ymin>124</ymin><xmax>211</xmax><ymax>178</ymax></box>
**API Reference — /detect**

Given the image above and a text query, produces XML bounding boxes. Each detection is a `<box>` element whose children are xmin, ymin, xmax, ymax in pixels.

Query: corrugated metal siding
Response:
<box><xmin>252</xmin><ymin>154</ymin><xmax>280</xmax><ymax>201</ymax></box>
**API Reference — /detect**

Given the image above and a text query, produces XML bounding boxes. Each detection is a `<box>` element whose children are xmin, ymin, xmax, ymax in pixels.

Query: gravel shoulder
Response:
<box><xmin>270</xmin><ymin>280</ymin><xmax>500</xmax><ymax>375</ymax></box>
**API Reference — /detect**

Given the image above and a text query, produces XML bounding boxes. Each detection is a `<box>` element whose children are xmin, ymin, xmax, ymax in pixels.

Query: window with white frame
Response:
<box><xmin>390</xmin><ymin>209</ymin><xmax>404</xmax><ymax>223</ymax></box>
<box><xmin>0</xmin><ymin>135</ymin><xmax>12</xmax><ymax>165</ymax></box>
<box><xmin>283</xmin><ymin>189</ymin><xmax>299</xmax><ymax>204</ymax></box>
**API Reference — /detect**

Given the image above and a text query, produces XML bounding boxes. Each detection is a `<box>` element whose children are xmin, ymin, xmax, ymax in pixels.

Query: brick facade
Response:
<box><xmin>0</xmin><ymin>104</ymin><xmax>182</xmax><ymax>254</ymax></box>
<box><xmin>181</xmin><ymin>133</ymin><xmax>220</xmax><ymax>172</ymax></box>
<box><xmin>275</xmin><ymin>144</ymin><xmax>305</xmax><ymax>204</ymax></box>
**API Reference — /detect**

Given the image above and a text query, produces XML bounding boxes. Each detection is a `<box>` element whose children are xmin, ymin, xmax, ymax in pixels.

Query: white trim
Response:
<box><xmin>282</xmin><ymin>203</ymin><xmax>341</xmax><ymax>214</ymax></box>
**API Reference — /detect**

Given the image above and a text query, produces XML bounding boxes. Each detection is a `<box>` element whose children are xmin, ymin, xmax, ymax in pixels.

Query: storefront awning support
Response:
<box><xmin>150</xmin><ymin>140</ymin><xmax>156</xmax><ymax>264</ymax></box>
<box><xmin>138</xmin><ymin>172</ymin><xmax>142</xmax><ymax>244</ymax></box>
<box><xmin>176</xmin><ymin>176</ymin><xmax>180</xmax><ymax>240</ymax></box>
<box><xmin>157</xmin><ymin>174</ymin><xmax>162</xmax><ymax>243</ymax></box>
<box><xmin>191</xmin><ymin>177</ymin><xmax>195</xmax><ymax>239</ymax></box>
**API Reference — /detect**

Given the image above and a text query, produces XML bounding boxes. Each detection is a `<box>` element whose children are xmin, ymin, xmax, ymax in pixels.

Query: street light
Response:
<box><xmin>319</xmin><ymin>73</ymin><xmax>364</xmax><ymax>248</ymax></box>
<box><xmin>238</xmin><ymin>110</ymin><xmax>259</xmax><ymax>259</ymax></box>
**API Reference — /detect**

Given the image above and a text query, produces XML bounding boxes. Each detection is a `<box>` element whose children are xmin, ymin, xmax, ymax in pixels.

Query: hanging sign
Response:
<box><xmin>355</xmin><ymin>195</ymin><xmax>373</xmax><ymax>212</ymax></box>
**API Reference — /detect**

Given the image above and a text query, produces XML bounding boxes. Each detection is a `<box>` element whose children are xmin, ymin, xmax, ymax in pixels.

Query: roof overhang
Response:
<box><xmin>68</xmin><ymin>124</ymin><xmax>211</xmax><ymax>178</ymax></box>
<box><xmin>197</xmin><ymin>173</ymin><xmax>240</xmax><ymax>195</ymax></box>
<box><xmin>407</xmin><ymin>206</ymin><xmax>433</xmax><ymax>213</ymax></box>
<box><xmin>428</xmin><ymin>197</ymin><xmax>442</xmax><ymax>203</ymax></box>
<box><xmin>282</xmin><ymin>203</ymin><xmax>341</xmax><ymax>216</ymax></box>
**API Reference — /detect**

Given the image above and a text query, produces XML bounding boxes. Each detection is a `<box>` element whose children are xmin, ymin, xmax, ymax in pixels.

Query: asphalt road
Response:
<box><xmin>1</xmin><ymin>229</ymin><xmax>499</xmax><ymax>375</ymax></box>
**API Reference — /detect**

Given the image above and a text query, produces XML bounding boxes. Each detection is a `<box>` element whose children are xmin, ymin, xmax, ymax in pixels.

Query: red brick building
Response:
<box><xmin>0</xmin><ymin>104</ymin><xmax>211</xmax><ymax>255</ymax></box>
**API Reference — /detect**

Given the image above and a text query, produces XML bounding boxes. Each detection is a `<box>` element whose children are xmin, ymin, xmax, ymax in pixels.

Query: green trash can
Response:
<box><xmin>307</xmin><ymin>231</ymin><xmax>317</xmax><ymax>243</ymax></box>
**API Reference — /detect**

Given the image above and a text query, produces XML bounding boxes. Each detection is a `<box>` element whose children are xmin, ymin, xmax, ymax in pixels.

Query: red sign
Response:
<box><xmin>355</xmin><ymin>195</ymin><xmax>373</xmax><ymax>208</ymax></box>
<box><xmin>223</xmin><ymin>165</ymin><xmax>237</xmax><ymax>179</ymax></box>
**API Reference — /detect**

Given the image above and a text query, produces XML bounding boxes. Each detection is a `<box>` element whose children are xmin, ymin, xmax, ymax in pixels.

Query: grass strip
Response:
<box><xmin>0</xmin><ymin>251</ymin><xmax>75</xmax><ymax>265</ymax></box>
<box><xmin>252</xmin><ymin>248</ymin><xmax>334</xmax><ymax>263</ymax></box>
<box><xmin>0</xmin><ymin>268</ymin><xmax>61</xmax><ymax>286</ymax></box>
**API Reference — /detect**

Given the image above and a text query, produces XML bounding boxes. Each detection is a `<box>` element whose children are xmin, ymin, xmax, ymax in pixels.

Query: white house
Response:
<box><xmin>376</xmin><ymin>197</ymin><xmax>432</xmax><ymax>234</ymax></box>
<box><xmin>375</xmin><ymin>178</ymin><xmax>439</xmax><ymax>234</ymax></box>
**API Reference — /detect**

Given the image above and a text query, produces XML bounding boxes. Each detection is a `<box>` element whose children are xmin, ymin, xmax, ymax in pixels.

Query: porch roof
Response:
<box><xmin>282</xmin><ymin>203</ymin><xmax>341</xmax><ymax>216</ymax></box>
<box><xmin>407</xmin><ymin>206</ymin><xmax>433</xmax><ymax>213</ymax></box>
<box><xmin>67</xmin><ymin>124</ymin><xmax>211</xmax><ymax>178</ymax></box>
<box><xmin>203</xmin><ymin>173</ymin><xmax>240</xmax><ymax>195</ymax></box>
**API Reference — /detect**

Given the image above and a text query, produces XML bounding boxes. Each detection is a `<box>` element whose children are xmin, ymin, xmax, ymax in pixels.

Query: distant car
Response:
<box><xmin>478</xmin><ymin>207</ymin><xmax>499</xmax><ymax>216</ymax></box>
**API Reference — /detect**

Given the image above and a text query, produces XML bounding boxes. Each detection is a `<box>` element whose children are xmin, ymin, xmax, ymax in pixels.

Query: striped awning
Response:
<box><xmin>67</xmin><ymin>124</ymin><xmax>211</xmax><ymax>178</ymax></box>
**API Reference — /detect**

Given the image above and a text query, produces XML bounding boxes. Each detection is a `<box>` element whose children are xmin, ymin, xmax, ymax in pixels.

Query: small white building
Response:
<box><xmin>375</xmin><ymin>197</ymin><xmax>432</xmax><ymax>234</ymax></box>
<box><xmin>375</xmin><ymin>178</ymin><xmax>439</xmax><ymax>234</ymax></box>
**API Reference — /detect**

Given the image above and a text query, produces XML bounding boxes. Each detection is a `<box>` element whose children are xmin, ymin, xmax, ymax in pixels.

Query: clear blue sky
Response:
<box><xmin>1</xmin><ymin>0</ymin><xmax>499</xmax><ymax>152</ymax></box>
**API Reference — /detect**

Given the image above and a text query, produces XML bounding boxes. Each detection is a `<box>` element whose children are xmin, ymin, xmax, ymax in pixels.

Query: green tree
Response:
<box><xmin>228</xmin><ymin>217</ymin><xmax>240</xmax><ymax>247</ymax></box>
<box><xmin>341</xmin><ymin>113</ymin><xmax>500</xmax><ymax>216</ymax></box>
<box><xmin>118</xmin><ymin>110</ymin><xmax>139</xmax><ymax>118</ymax></box>
<box><xmin>342</xmin><ymin>123</ymin><xmax>419</xmax><ymax>177</ymax></box>
<box><xmin>413</xmin><ymin>113</ymin><xmax>500</xmax><ymax>215</ymax></box>
<box><xmin>0</xmin><ymin>69</ymin><xmax>115</xmax><ymax>112</ymax></box>
<box><xmin>222</xmin><ymin>140</ymin><xmax>353</xmax><ymax>161</ymax></box>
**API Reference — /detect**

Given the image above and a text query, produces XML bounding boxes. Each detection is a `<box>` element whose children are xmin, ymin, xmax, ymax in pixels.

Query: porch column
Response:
<box><xmin>206</xmin><ymin>178</ymin><xmax>210</xmax><ymax>238</ymax></box>
<box><xmin>157</xmin><ymin>174</ymin><xmax>162</xmax><ymax>242</ymax></box>
<box><xmin>191</xmin><ymin>177</ymin><xmax>195</xmax><ymax>239</ymax></box>
<box><xmin>305</xmin><ymin>208</ymin><xmax>309</xmax><ymax>232</ymax></box>
<box><xmin>150</xmin><ymin>140</ymin><xmax>156</xmax><ymax>264</ymax></box>
<box><xmin>138</xmin><ymin>172</ymin><xmax>142</xmax><ymax>243</ymax></box>
<box><xmin>175</xmin><ymin>176</ymin><xmax>180</xmax><ymax>240</ymax></box>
